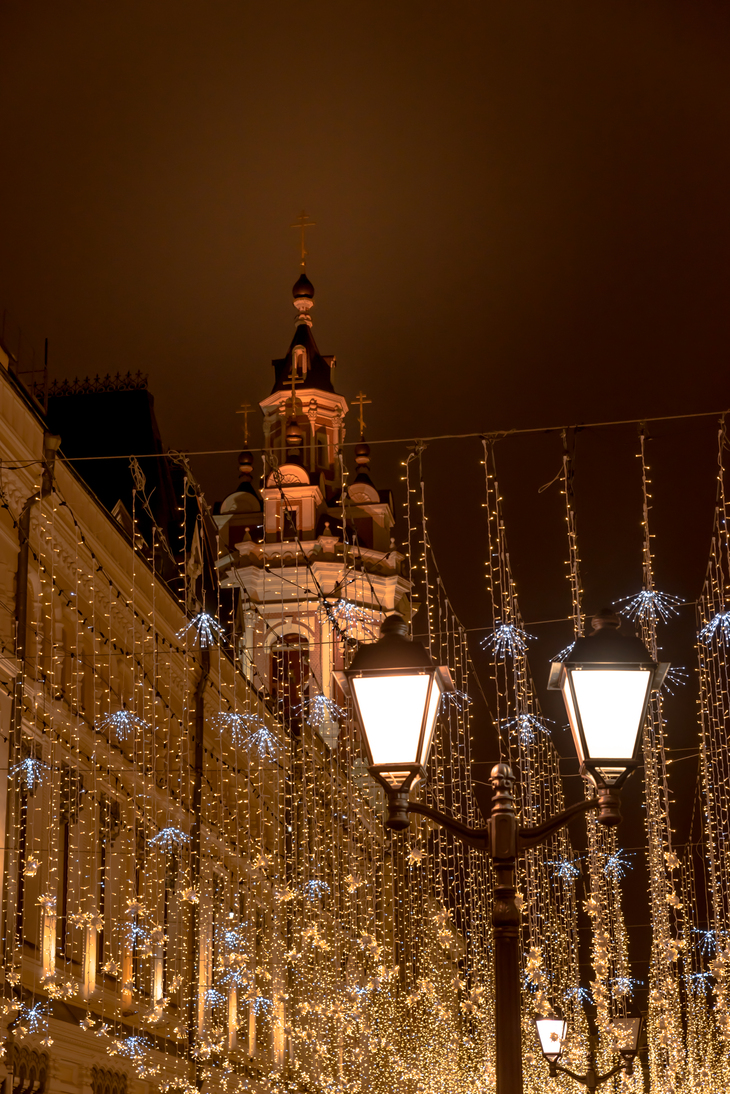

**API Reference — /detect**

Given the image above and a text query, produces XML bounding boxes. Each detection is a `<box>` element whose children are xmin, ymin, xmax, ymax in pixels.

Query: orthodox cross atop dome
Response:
<box><xmin>236</xmin><ymin>402</ymin><xmax>253</xmax><ymax>446</ymax></box>
<box><xmin>290</xmin><ymin>210</ymin><xmax>316</xmax><ymax>270</ymax></box>
<box><xmin>352</xmin><ymin>391</ymin><xmax>371</xmax><ymax>440</ymax></box>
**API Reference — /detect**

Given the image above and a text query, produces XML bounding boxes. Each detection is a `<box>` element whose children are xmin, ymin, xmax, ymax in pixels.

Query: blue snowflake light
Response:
<box><xmin>481</xmin><ymin>622</ymin><xmax>535</xmax><ymax>658</ymax></box>
<box><xmin>303</xmin><ymin>878</ymin><xmax>331</xmax><ymax>901</ymax></box>
<box><xmin>614</xmin><ymin>589</ymin><xmax>683</xmax><ymax>625</ymax></box>
<box><xmin>17</xmin><ymin>1002</ymin><xmax>50</xmax><ymax>1034</ymax></box>
<box><xmin>550</xmin><ymin>857</ymin><xmax>581</xmax><ymax>883</ymax></box>
<box><xmin>217</xmin><ymin>965</ymin><xmax>249</xmax><ymax>990</ymax></box>
<box><xmin>699</xmin><ymin>611</ymin><xmax>730</xmax><ymax>647</ymax></box>
<box><xmin>251</xmin><ymin>995</ymin><xmax>273</xmax><ymax>1016</ymax></box>
<box><xmin>149</xmin><ymin>826</ymin><xmax>190</xmax><ymax>853</ymax></box>
<box><xmin>662</xmin><ymin>666</ymin><xmax>689</xmax><ymax>696</ymax></box>
<box><xmin>125</xmin><ymin>921</ymin><xmax>150</xmax><ymax>946</ymax></box>
<box><xmin>565</xmin><ymin>985</ymin><xmax>593</xmax><ymax>1006</ymax></box>
<box><xmin>693</xmin><ymin>927</ymin><xmax>717</xmax><ymax>957</ymax></box>
<box><xmin>687</xmin><ymin>971</ymin><xmax>712</xmax><ymax>995</ymax></box>
<box><xmin>330</xmin><ymin>599</ymin><xmax>377</xmax><ymax>635</ymax></box>
<box><xmin>10</xmin><ymin>756</ymin><xmax>47</xmax><ymax>790</ymax></box>
<box><xmin>550</xmin><ymin>641</ymin><xmax>575</xmax><ymax>664</ymax></box>
<box><xmin>300</xmin><ymin>695</ymin><xmax>346</xmax><ymax>729</ymax></box>
<box><xmin>205</xmin><ymin>988</ymin><xmax>226</xmax><ymax>1007</ymax></box>
<box><xmin>117</xmin><ymin>1035</ymin><xmax>150</xmax><ymax>1059</ymax></box>
<box><xmin>97</xmin><ymin>710</ymin><xmax>150</xmax><ymax>742</ymax></box>
<box><xmin>503</xmin><ymin>712</ymin><xmax>551</xmax><ymax>746</ymax></box>
<box><xmin>612</xmin><ymin>975</ymin><xmax>641</xmax><ymax>997</ymax></box>
<box><xmin>441</xmin><ymin>690</ymin><xmax>472</xmax><ymax>711</ymax></box>
<box><xmin>213</xmin><ymin>711</ymin><xmax>265</xmax><ymax>746</ymax></box>
<box><xmin>177</xmin><ymin>611</ymin><xmax>225</xmax><ymax>648</ymax></box>
<box><xmin>604</xmin><ymin>849</ymin><xmax>632</xmax><ymax>882</ymax></box>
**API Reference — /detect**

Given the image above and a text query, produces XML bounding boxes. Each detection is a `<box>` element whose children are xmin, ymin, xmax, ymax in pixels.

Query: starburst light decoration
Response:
<box><xmin>329</xmin><ymin>598</ymin><xmax>377</xmax><ymax>635</ymax></box>
<box><xmin>213</xmin><ymin>710</ymin><xmax>264</xmax><ymax>745</ymax></box>
<box><xmin>97</xmin><ymin>709</ymin><xmax>150</xmax><ymax>742</ymax></box>
<box><xmin>699</xmin><ymin>609</ymin><xmax>730</xmax><ymax>646</ymax></box>
<box><xmin>302</xmin><ymin>878</ymin><xmax>331</xmax><ymax>901</ymax></box>
<box><xmin>549</xmin><ymin>857</ymin><xmax>581</xmax><ymax>882</ymax></box>
<box><xmin>299</xmin><ymin>694</ymin><xmax>346</xmax><ymax>728</ymax></box>
<box><xmin>614</xmin><ymin>588</ymin><xmax>683</xmax><ymax>624</ymax></box>
<box><xmin>604</xmin><ymin>848</ymin><xmax>632</xmax><ymax>881</ymax></box>
<box><xmin>10</xmin><ymin>756</ymin><xmax>48</xmax><ymax>790</ymax></box>
<box><xmin>481</xmin><ymin>621</ymin><xmax>535</xmax><ymax>658</ymax></box>
<box><xmin>662</xmin><ymin>665</ymin><xmax>689</xmax><ymax>695</ymax></box>
<box><xmin>550</xmin><ymin>641</ymin><xmax>575</xmax><ymax>663</ymax></box>
<box><xmin>693</xmin><ymin>927</ymin><xmax>717</xmax><ymax>956</ymax></box>
<box><xmin>177</xmin><ymin>610</ymin><xmax>225</xmax><ymax>647</ymax></box>
<box><xmin>502</xmin><ymin>712</ymin><xmax>552</xmax><ymax>746</ymax></box>
<box><xmin>115</xmin><ymin>1034</ymin><xmax>150</xmax><ymax>1059</ymax></box>
<box><xmin>148</xmin><ymin>826</ymin><xmax>190</xmax><ymax>853</ymax></box>
<box><xmin>16</xmin><ymin>1002</ymin><xmax>50</xmax><ymax>1035</ymax></box>
<box><xmin>241</xmin><ymin>723</ymin><xmax>279</xmax><ymax>760</ymax></box>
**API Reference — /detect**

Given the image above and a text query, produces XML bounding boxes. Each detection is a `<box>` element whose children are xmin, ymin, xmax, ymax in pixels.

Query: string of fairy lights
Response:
<box><xmin>1</xmin><ymin>405</ymin><xmax>730</xmax><ymax>1094</ymax></box>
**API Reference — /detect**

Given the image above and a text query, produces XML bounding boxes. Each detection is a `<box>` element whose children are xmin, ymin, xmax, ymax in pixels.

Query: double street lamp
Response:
<box><xmin>337</xmin><ymin>610</ymin><xmax>666</xmax><ymax>1094</ymax></box>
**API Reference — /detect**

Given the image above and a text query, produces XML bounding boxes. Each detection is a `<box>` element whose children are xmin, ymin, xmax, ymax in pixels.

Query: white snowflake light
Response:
<box><xmin>550</xmin><ymin>641</ymin><xmax>575</xmax><ymax>663</ymax></box>
<box><xmin>614</xmin><ymin>589</ymin><xmax>683</xmax><ymax>625</ymax></box>
<box><xmin>300</xmin><ymin>694</ymin><xmax>346</xmax><ymax>728</ymax></box>
<box><xmin>604</xmin><ymin>848</ymin><xmax>632</xmax><ymax>881</ymax></box>
<box><xmin>177</xmin><ymin>611</ymin><xmax>225</xmax><ymax>648</ymax></box>
<box><xmin>116</xmin><ymin>1035</ymin><xmax>150</xmax><ymax>1059</ymax></box>
<box><xmin>481</xmin><ymin>622</ymin><xmax>535</xmax><ymax>658</ymax></box>
<box><xmin>17</xmin><ymin>1002</ymin><xmax>49</xmax><ymax>1035</ymax></box>
<box><xmin>97</xmin><ymin>709</ymin><xmax>150</xmax><ymax>742</ymax></box>
<box><xmin>10</xmin><ymin>756</ymin><xmax>47</xmax><ymax>790</ymax></box>
<box><xmin>612</xmin><ymin>975</ymin><xmax>641</xmax><ymax>997</ymax></box>
<box><xmin>503</xmin><ymin>712</ymin><xmax>551</xmax><ymax>746</ymax></box>
<box><xmin>213</xmin><ymin>711</ymin><xmax>263</xmax><ymax>746</ymax></box>
<box><xmin>242</xmin><ymin>724</ymin><xmax>279</xmax><ymax>760</ymax></box>
<box><xmin>302</xmin><ymin>878</ymin><xmax>331</xmax><ymax>901</ymax></box>
<box><xmin>549</xmin><ymin>857</ymin><xmax>581</xmax><ymax>882</ymax></box>
<box><xmin>148</xmin><ymin>826</ymin><xmax>190</xmax><ymax>853</ymax></box>
<box><xmin>699</xmin><ymin>610</ymin><xmax>730</xmax><ymax>647</ymax></box>
<box><xmin>251</xmin><ymin>995</ymin><xmax>273</xmax><ymax>1016</ymax></box>
<box><xmin>329</xmin><ymin>599</ymin><xmax>377</xmax><ymax>635</ymax></box>
<box><xmin>441</xmin><ymin>689</ymin><xmax>472</xmax><ymax>711</ymax></box>
<box><xmin>662</xmin><ymin>666</ymin><xmax>689</xmax><ymax>695</ymax></box>
<box><xmin>693</xmin><ymin>927</ymin><xmax>717</xmax><ymax>956</ymax></box>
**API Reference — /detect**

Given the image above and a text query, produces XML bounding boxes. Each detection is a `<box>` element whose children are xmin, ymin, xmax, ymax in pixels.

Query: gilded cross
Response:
<box><xmin>352</xmin><ymin>391</ymin><xmax>371</xmax><ymax>438</ymax></box>
<box><xmin>290</xmin><ymin>210</ymin><xmax>316</xmax><ymax>268</ymax></box>
<box><xmin>236</xmin><ymin>402</ymin><xmax>253</xmax><ymax>446</ymax></box>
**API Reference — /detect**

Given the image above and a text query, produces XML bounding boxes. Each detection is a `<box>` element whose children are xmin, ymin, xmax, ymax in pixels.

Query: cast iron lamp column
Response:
<box><xmin>337</xmin><ymin>612</ymin><xmax>666</xmax><ymax>1094</ymax></box>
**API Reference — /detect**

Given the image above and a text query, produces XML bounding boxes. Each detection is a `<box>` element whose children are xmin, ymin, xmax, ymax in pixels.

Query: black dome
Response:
<box><xmin>293</xmin><ymin>273</ymin><xmax>314</xmax><ymax>299</ymax></box>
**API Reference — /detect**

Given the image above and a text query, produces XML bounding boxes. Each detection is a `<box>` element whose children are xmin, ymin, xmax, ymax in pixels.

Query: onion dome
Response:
<box><xmin>293</xmin><ymin>274</ymin><xmax>315</xmax><ymax>328</ymax></box>
<box><xmin>293</xmin><ymin>273</ymin><xmax>314</xmax><ymax>299</ymax></box>
<box><xmin>238</xmin><ymin>450</ymin><xmax>254</xmax><ymax>481</ymax></box>
<box><xmin>286</xmin><ymin>419</ymin><xmax>305</xmax><ymax>447</ymax></box>
<box><xmin>354</xmin><ymin>441</ymin><xmax>371</xmax><ymax>469</ymax></box>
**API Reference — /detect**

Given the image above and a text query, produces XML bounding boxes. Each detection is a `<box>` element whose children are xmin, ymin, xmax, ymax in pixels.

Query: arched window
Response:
<box><xmin>291</xmin><ymin>346</ymin><xmax>307</xmax><ymax>382</ymax></box>
<box><xmin>270</xmin><ymin>632</ymin><xmax>309</xmax><ymax>729</ymax></box>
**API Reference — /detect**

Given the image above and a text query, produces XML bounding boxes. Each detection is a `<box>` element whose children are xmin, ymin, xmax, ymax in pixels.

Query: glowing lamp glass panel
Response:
<box><xmin>566</xmin><ymin>667</ymin><xmax>652</xmax><ymax>759</ymax></box>
<box><xmin>612</xmin><ymin>1016</ymin><xmax>642</xmax><ymax>1056</ymax></box>
<box><xmin>351</xmin><ymin>673</ymin><xmax>431</xmax><ymax>766</ymax></box>
<box><xmin>535</xmin><ymin>1017</ymin><xmax>567</xmax><ymax>1062</ymax></box>
<box><xmin>420</xmin><ymin>680</ymin><xmax>442</xmax><ymax>766</ymax></box>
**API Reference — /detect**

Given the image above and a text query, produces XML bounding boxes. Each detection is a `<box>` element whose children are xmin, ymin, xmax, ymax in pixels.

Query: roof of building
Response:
<box><xmin>270</xmin><ymin>322</ymin><xmax>336</xmax><ymax>395</ymax></box>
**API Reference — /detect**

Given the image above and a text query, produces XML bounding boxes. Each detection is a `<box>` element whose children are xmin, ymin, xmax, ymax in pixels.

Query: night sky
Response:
<box><xmin>2</xmin><ymin>0</ymin><xmax>730</xmax><ymax>1006</ymax></box>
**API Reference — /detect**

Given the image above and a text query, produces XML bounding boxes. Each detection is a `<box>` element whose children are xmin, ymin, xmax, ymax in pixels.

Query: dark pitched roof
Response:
<box><xmin>270</xmin><ymin>324</ymin><xmax>336</xmax><ymax>395</ymax></box>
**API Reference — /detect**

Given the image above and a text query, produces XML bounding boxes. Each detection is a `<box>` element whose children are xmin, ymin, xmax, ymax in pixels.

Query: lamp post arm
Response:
<box><xmin>406</xmin><ymin>801</ymin><xmax>491</xmax><ymax>851</ymax></box>
<box><xmin>518</xmin><ymin>798</ymin><xmax>599</xmax><ymax>848</ymax></box>
<box><xmin>551</xmin><ymin>1059</ymin><xmax>626</xmax><ymax>1090</ymax></box>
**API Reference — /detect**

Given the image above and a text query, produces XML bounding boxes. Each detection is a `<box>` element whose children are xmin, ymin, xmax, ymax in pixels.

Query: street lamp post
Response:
<box><xmin>535</xmin><ymin>1015</ymin><xmax>643</xmax><ymax>1090</ymax></box>
<box><xmin>336</xmin><ymin>610</ymin><xmax>666</xmax><ymax>1094</ymax></box>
